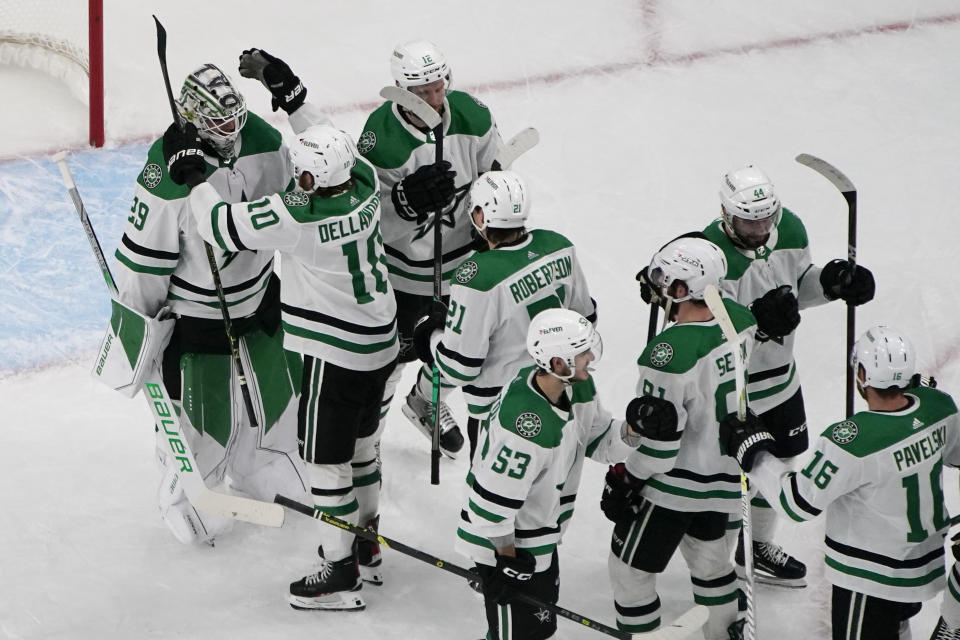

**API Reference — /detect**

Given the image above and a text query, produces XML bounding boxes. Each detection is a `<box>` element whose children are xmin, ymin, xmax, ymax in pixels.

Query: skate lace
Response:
<box><xmin>934</xmin><ymin>619</ymin><xmax>960</xmax><ymax>640</ymax></box>
<box><xmin>758</xmin><ymin>542</ymin><xmax>790</xmax><ymax>567</ymax></box>
<box><xmin>436</xmin><ymin>401</ymin><xmax>459</xmax><ymax>434</ymax></box>
<box><xmin>305</xmin><ymin>558</ymin><xmax>334</xmax><ymax>586</ymax></box>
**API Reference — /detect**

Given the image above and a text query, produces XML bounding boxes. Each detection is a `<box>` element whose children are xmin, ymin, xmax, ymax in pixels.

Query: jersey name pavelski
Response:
<box><xmin>188</xmin><ymin>155</ymin><xmax>398</xmax><ymax>371</ymax></box>
<box><xmin>359</xmin><ymin>90</ymin><xmax>502</xmax><ymax>295</ymax></box>
<box><xmin>435</xmin><ymin>229</ymin><xmax>596</xmax><ymax>419</ymax></box>
<box><xmin>703</xmin><ymin>208</ymin><xmax>829</xmax><ymax>414</ymax></box>
<box><xmin>625</xmin><ymin>298</ymin><xmax>757</xmax><ymax>514</ymax></box>
<box><xmin>114</xmin><ymin>112</ymin><xmax>291</xmax><ymax>320</ymax></box>
<box><xmin>768</xmin><ymin>386</ymin><xmax>960</xmax><ymax>602</ymax></box>
<box><xmin>456</xmin><ymin>365</ymin><xmax>635</xmax><ymax>571</ymax></box>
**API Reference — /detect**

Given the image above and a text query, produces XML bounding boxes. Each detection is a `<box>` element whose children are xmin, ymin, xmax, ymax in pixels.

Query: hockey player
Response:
<box><xmin>113</xmin><ymin>63</ymin><xmax>306</xmax><ymax>545</ymax></box>
<box><xmin>604</xmin><ymin>236</ymin><xmax>755</xmax><ymax>639</ymax></box>
<box><xmin>701</xmin><ymin>164</ymin><xmax>874</xmax><ymax>586</ymax></box>
<box><xmin>457</xmin><ymin>308</ymin><xmax>643</xmax><ymax>640</ymax></box>
<box><xmin>412</xmin><ymin>170</ymin><xmax>597</xmax><ymax>459</ymax></box>
<box><xmin>719</xmin><ymin>325</ymin><xmax>960</xmax><ymax>640</ymax></box>
<box><xmin>358</xmin><ymin>40</ymin><xmax>505</xmax><ymax>458</ymax></box>
<box><xmin>163</xmin><ymin>50</ymin><xmax>400</xmax><ymax>611</ymax></box>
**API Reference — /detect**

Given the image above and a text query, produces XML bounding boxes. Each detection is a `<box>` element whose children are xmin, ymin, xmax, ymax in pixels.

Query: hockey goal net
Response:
<box><xmin>0</xmin><ymin>0</ymin><xmax>104</xmax><ymax>146</ymax></box>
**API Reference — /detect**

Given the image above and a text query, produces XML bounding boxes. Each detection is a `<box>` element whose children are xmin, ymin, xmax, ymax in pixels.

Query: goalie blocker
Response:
<box><xmin>92</xmin><ymin>297</ymin><xmax>175</xmax><ymax>397</ymax></box>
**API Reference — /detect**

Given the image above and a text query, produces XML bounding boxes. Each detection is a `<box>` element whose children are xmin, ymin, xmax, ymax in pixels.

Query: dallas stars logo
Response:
<box><xmin>142</xmin><ymin>163</ymin><xmax>163</xmax><ymax>189</ymax></box>
<box><xmin>650</xmin><ymin>342</ymin><xmax>674</xmax><ymax>368</ymax></box>
<box><xmin>831</xmin><ymin>421</ymin><xmax>858</xmax><ymax>444</ymax></box>
<box><xmin>533</xmin><ymin>608</ymin><xmax>552</xmax><ymax>624</ymax></box>
<box><xmin>455</xmin><ymin>260</ymin><xmax>478</xmax><ymax>284</ymax></box>
<box><xmin>357</xmin><ymin>131</ymin><xmax>376</xmax><ymax>154</ymax></box>
<box><xmin>282</xmin><ymin>191</ymin><xmax>310</xmax><ymax>208</ymax></box>
<box><xmin>515</xmin><ymin>412</ymin><xmax>542</xmax><ymax>438</ymax></box>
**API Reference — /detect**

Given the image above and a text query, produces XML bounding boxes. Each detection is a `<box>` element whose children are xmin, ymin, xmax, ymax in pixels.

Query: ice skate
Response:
<box><xmin>289</xmin><ymin>549</ymin><xmax>365</xmax><ymax>611</ymax></box>
<box><xmin>736</xmin><ymin>538</ymin><xmax>807</xmax><ymax>588</ymax></box>
<box><xmin>402</xmin><ymin>386</ymin><xmax>464</xmax><ymax>458</ymax></box>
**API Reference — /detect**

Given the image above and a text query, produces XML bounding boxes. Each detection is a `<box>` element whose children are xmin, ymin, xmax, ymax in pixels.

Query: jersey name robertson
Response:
<box><xmin>507</xmin><ymin>256</ymin><xmax>572</xmax><ymax>303</ymax></box>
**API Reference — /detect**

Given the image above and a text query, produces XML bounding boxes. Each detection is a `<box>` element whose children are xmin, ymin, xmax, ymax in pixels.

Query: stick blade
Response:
<box><xmin>795</xmin><ymin>153</ymin><xmax>855</xmax><ymax>193</ymax></box>
<box><xmin>495</xmin><ymin>127</ymin><xmax>540</xmax><ymax>169</ymax></box>
<box><xmin>631</xmin><ymin>605</ymin><xmax>710</xmax><ymax>639</ymax></box>
<box><xmin>379</xmin><ymin>86</ymin><xmax>442</xmax><ymax>129</ymax></box>
<box><xmin>193</xmin><ymin>491</ymin><xmax>285</xmax><ymax>527</ymax></box>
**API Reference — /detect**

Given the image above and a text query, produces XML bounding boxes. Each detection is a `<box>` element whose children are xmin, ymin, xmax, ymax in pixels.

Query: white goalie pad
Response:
<box><xmin>91</xmin><ymin>298</ymin><xmax>175</xmax><ymax>398</ymax></box>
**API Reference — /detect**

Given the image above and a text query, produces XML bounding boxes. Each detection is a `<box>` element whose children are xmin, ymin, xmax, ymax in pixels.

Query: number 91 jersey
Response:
<box><xmin>187</xmin><ymin>154</ymin><xmax>398</xmax><ymax>372</ymax></box>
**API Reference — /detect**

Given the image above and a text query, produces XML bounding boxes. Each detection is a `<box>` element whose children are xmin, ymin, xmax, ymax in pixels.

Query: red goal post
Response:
<box><xmin>0</xmin><ymin>0</ymin><xmax>104</xmax><ymax>147</ymax></box>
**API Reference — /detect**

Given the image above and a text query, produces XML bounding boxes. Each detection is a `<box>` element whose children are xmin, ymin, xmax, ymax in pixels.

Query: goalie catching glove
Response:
<box><xmin>750</xmin><ymin>285</ymin><xmax>800</xmax><ymax>341</ymax></box>
<box><xmin>718</xmin><ymin>410</ymin><xmax>776</xmax><ymax>472</ymax></box>
<box><xmin>238</xmin><ymin>48</ymin><xmax>307</xmax><ymax>114</ymax></box>
<box><xmin>391</xmin><ymin>161</ymin><xmax>457</xmax><ymax>223</ymax></box>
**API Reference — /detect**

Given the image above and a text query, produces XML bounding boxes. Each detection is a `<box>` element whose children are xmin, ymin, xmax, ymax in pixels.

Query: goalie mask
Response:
<box><xmin>850</xmin><ymin>325</ymin><xmax>916</xmax><ymax>391</ymax></box>
<box><xmin>468</xmin><ymin>170</ymin><xmax>529</xmax><ymax>233</ymax></box>
<box><xmin>526</xmin><ymin>309</ymin><xmax>602</xmax><ymax>382</ymax></box>
<box><xmin>177</xmin><ymin>63</ymin><xmax>248</xmax><ymax>160</ymax></box>
<box><xmin>290</xmin><ymin>124</ymin><xmax>357</xmax><ymax>194</ymax></box>
<box><xmin>647</xmin><ymin>237</ymin><xmax>727</xmax><ymax>304</ymax></box>
<box><xmin>719</xmin><ymin>164</ymin><xmax>782</xmax><ymax>249</ymax></box>
<box><xmin>390</xmin><ymin>40</ymin><xmax>452</xmax><ymax>89</ymax></box>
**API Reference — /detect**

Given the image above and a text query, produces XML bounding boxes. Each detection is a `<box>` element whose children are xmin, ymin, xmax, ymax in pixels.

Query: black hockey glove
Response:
<box><xmin>750</xmin><ymin>285</ymin><xmax>800</xmax><ymax>341</ymax></box>
<box><xmin>600</xmin><ymin>462</ymin><xmax>645</xmax><ymax>524</ymax></box>
<box><xmin>391</xmin><ymin>161</ymin><xmax>457</xmax><ymax>223</ymax></box>
<box><xmin>625</xmin><ymin>396</ymin><xmax>680</xmax><ymax>440</ymax></box>
<box><xmin>162</xmin><ymin>122</ymin><xmax>207</xmax><ymax>188</ymax></box>
<box><xmin>718</xmin><ymin>411</ymin><xmax>776</xmax><ymax>473</ymax></box>
<box><xmin>412</xmin><ymin>301</ymin><xmax>447</xmax><ymax>368</ymax></box>
<box><xmin>238</xmin><ymin>48</ymin><xmax>307</xmax><ymax>114</ymax></box>
<box><xmin>635</xmin><ymin>266</ymin><xmax>662</xmax><ymax>306</ymax></box>
<box><xmin>820</xmin><ymin>259</ymin><xmax>875</xmax><ymax>306</ymax></box>
<box><xmin>486</xmin><ymin>549</ymin><xmax>536</xmax><ymax>605</ymax></box>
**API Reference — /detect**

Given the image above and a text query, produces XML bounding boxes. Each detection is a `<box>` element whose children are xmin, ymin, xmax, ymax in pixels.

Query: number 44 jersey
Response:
<box><xmin>752</xmin><ymin>385</ymin><xmax>960</xmax><ymax>602</ymax></box>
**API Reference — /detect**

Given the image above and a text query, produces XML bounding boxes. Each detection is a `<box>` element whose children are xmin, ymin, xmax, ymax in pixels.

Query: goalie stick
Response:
<box><xmin>274</xmin><ymin>494</ymin><xmax>707</xmax><ymax>640</ymax></box>
<box><xmin>493</xmin><ymin>127</ymin><xmax>539</xmax><ymax>170</ymax></box>
<box><xmin>704</xmin><ymin>285</ymin><xmax>757</xmax><ymax>640</ymax></box>
<box><xmin>53</xmin><ymin>151</ymin><xmax>284</xmax><ymax>527</ymax></box>
<box><xmin>380</xmin><ymin>85</ymin><xmax>447</xmax><ymax>484</ymax></box>
<box><xmin>795</xmin><ymin>153</ymin><xmax>858</xmax><ymax>418</ymax></box>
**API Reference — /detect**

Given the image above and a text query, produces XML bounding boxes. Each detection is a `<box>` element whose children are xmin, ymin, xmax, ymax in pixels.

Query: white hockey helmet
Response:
<box><xmin>390</xmin><ymin>40</ymin><xmax>452</xmax><ymax>89</ymax></box>
<box><xmin>468</xmin><ymin>170</ymin><xmax>529</xmax><ymax>232</ymax></box>
<box><xmin>289</xmin><ymin>124</ymin><xmax>357</xmax><ymax>194</ymax></box>
<box><xmin>526</xmin><ymin>309</ymin><xmax>602</xmax><ymax>382</ymax></box>
<box><xmin>647</xmin><ymin>237</ymin><xmax>727</xmax><ymax>303</ymax></box>
<box><xmin>177</xmin><ymin>63</ymin><xmax>248</xmax><ymax>160</ymax></box>
<box><xmin>719</xmin><ymin>164</ymin><xmax>782</xmax><ymax>242</ymax></box>
<box><xmin>850</xmin><ymin>325</ymin><xmax>916</xmax><ymax>390</ymax></box>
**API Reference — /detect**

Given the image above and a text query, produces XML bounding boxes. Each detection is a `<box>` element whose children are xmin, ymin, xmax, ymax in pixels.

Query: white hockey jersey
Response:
<box><xmin>703</xmin><ymin>209</ymin><xmax>829</xmax><ymax>413</ymax></box>
<box><xmin>114</xmin><ymin>112</ymin><xmax>291</xmax><ymax>319</ymax></box>
<box><xmin>433</xmin><ymin>229</ymin><xmax>596</xmax><ymax>419</ymax></box>
<box><xmin>456</xmin><ymin>366</ymin><xmax>636</xmax><ymax>571</ymax></box>
<box><xmin>750</xmin><ymin>385</ymin><xmax>960</xmax><ymax>602</ymax></box>
<box><xmin>357</xmin><ymin>90</ymin><xmax>503</xmax><ymax>295</ymax></box>
<box><xmin>625</xmin><ymin>298</ymin><xmax>757</xmax><ymax>514</ymax></box>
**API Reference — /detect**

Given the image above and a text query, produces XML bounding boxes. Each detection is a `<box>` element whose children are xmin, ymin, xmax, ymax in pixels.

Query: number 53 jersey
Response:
<box><xmin>755</xmin><ymin>385</ymin><xmax>960</xmax><ymax>602</ymax></box>
<box><xmin>188</xmin><ymin>154</ymin><xmax>398</xmax><ymax>372</ymax></box>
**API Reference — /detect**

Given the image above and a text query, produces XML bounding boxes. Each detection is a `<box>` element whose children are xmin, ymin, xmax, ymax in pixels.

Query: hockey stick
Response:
<box><xmin>153</xmin><ymin>15</ymin><xmax>260</xmax><ymax>430</ymax></box>
<box><xmin>795</xmin><ymin>153</ymin><xmax>857</xmax><ymax>417</ymax></box>
<box><xmin>704</xmin><ymin>285</ymin><xmax>757</xmax><ymax>640</ymax></box>
<box><xmin>274</xmin><ymin>494</ymin><xmax>707</xmax><ymax>640</ymax></box>
<box><xmin>52</xmin><ymin>151</ymin><xmax>283</xmax><ymax>527</ymax></box>
<box><xmin>493</xmin><ymin>127</ymin><xmax>540</xmax><ymax>170</ymax></box>
<box><xmin>380</xmin><ymin>85</ymin><xmax>446</xmax><ymax>484</ymax></box>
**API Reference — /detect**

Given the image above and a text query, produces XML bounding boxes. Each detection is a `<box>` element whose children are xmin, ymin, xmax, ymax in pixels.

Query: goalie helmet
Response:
<box><xmin>468</xmin><ymin>170</ymin><xmax>529</xmax><ymax>232</ymax></box>
<box><xmin>289</xmin><ymin>125</ymin><xmax>357</xmax><ymax>193</ymax></box>
<box><xmin>526</xmin><ymin>309</ymin><xmax>602</xmax><ymax>382</ymax></box>
<box><xmin>177</xmin><ymin>63</ymin><xmax>248</xmax><ymax>160</ymax></box>
<box><xmin>850</xmin><ymin>325</ymin><xmax>916</xmax><ymax>390</ymax></box>
<box><xmin>719</xmin><ymin>164</ymin><xmax>782</xmax><ymax>246</ymax></box>
<box><xmin>647</xmin><ymin>237</ymin><xmax>727</xmax><ymax>303</ymax></box>
<box><xmin>390</xmin><ymin>40</ymin><xmax>452</xmax><ymax>89</ymax></box>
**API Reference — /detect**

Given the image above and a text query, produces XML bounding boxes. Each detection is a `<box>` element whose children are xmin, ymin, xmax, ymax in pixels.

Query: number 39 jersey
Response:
<box><xmin>753</xmin><ymin>385</ymin><xmax>960</xmax><ymax>602</ymax></box>
<box><xmin>187</xmin><ymin>154</ymin><xmax>398</xmax><ymax>371</ymax></box>
<box><xmin>455</xmin><ymin>365</ymin><xmax>635</xmax><ymax>571</ymax></box>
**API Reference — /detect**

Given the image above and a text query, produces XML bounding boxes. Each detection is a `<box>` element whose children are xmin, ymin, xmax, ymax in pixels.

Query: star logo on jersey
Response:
<box><xmin>357</xmin><ymin>130</ymin><xmax>376</xmax><ymax>154</ymax></box>
<box><xmin>282</xmin><ymin>191</ymin><xmax>310</xmax><ymax>208</ymax></box>
<box><xmin>142</xmin><ymin>163</ymin><xmax>163</xmax><ymax>189</ymax></box>
<box><xmin>650</xmin><ymin>342</ymin><xmax>674</xmax><ymax>368</ymax></box>
<box><xmin>831</xmin><ymin>420</ymin><xmax>859</xmax><ymax>444</ymax></box>
<box><xmin>533</xmin><ymin>608</ymin><xmax>552</xmax><ymax>624</ymax></box>
<box><xmin>455</xmin><ymin>260</ymin><xmax>479</xmax><ymax>284</ymax></box>
<box><xmin>515</xmin><ymin>412</ymin><xmax>542</xmax><ymax>438</ymax></box>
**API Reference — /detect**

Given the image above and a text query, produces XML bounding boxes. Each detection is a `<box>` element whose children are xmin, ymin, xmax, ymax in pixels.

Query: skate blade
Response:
<box><xmin>735</xmin><ymin>564</ymin><xmax>807</xmax><ymax>589</ymax></box>
<box><xmin>288</xmin><ymin>592</ymin><xmax>366</xmax><ymax>611</ymax></box>
<box><xmin>401</xmin><ymin>405</ymin><xmax>459</xmax><ymax>459</ymax></box>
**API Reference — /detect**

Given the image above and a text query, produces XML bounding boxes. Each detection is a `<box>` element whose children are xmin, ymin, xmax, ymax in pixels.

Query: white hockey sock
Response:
<box><xmin>415</xmin><ymin>364</ymin><xmax>455</xmax><ymax>401</ymax></box>
<box><xmin>307</xmin><ymin>462</ymin><xmax>358</xmax><ymax>561</ymax></box>
<box><xmin>353</xmin><ymin>426</ymin><xmax>383</xmax><ymax>525</ymax></box>
<box><xmin>750</xmin><ymin>502</ymin><xmax>778</xmax><ymax>544</ymax></box>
